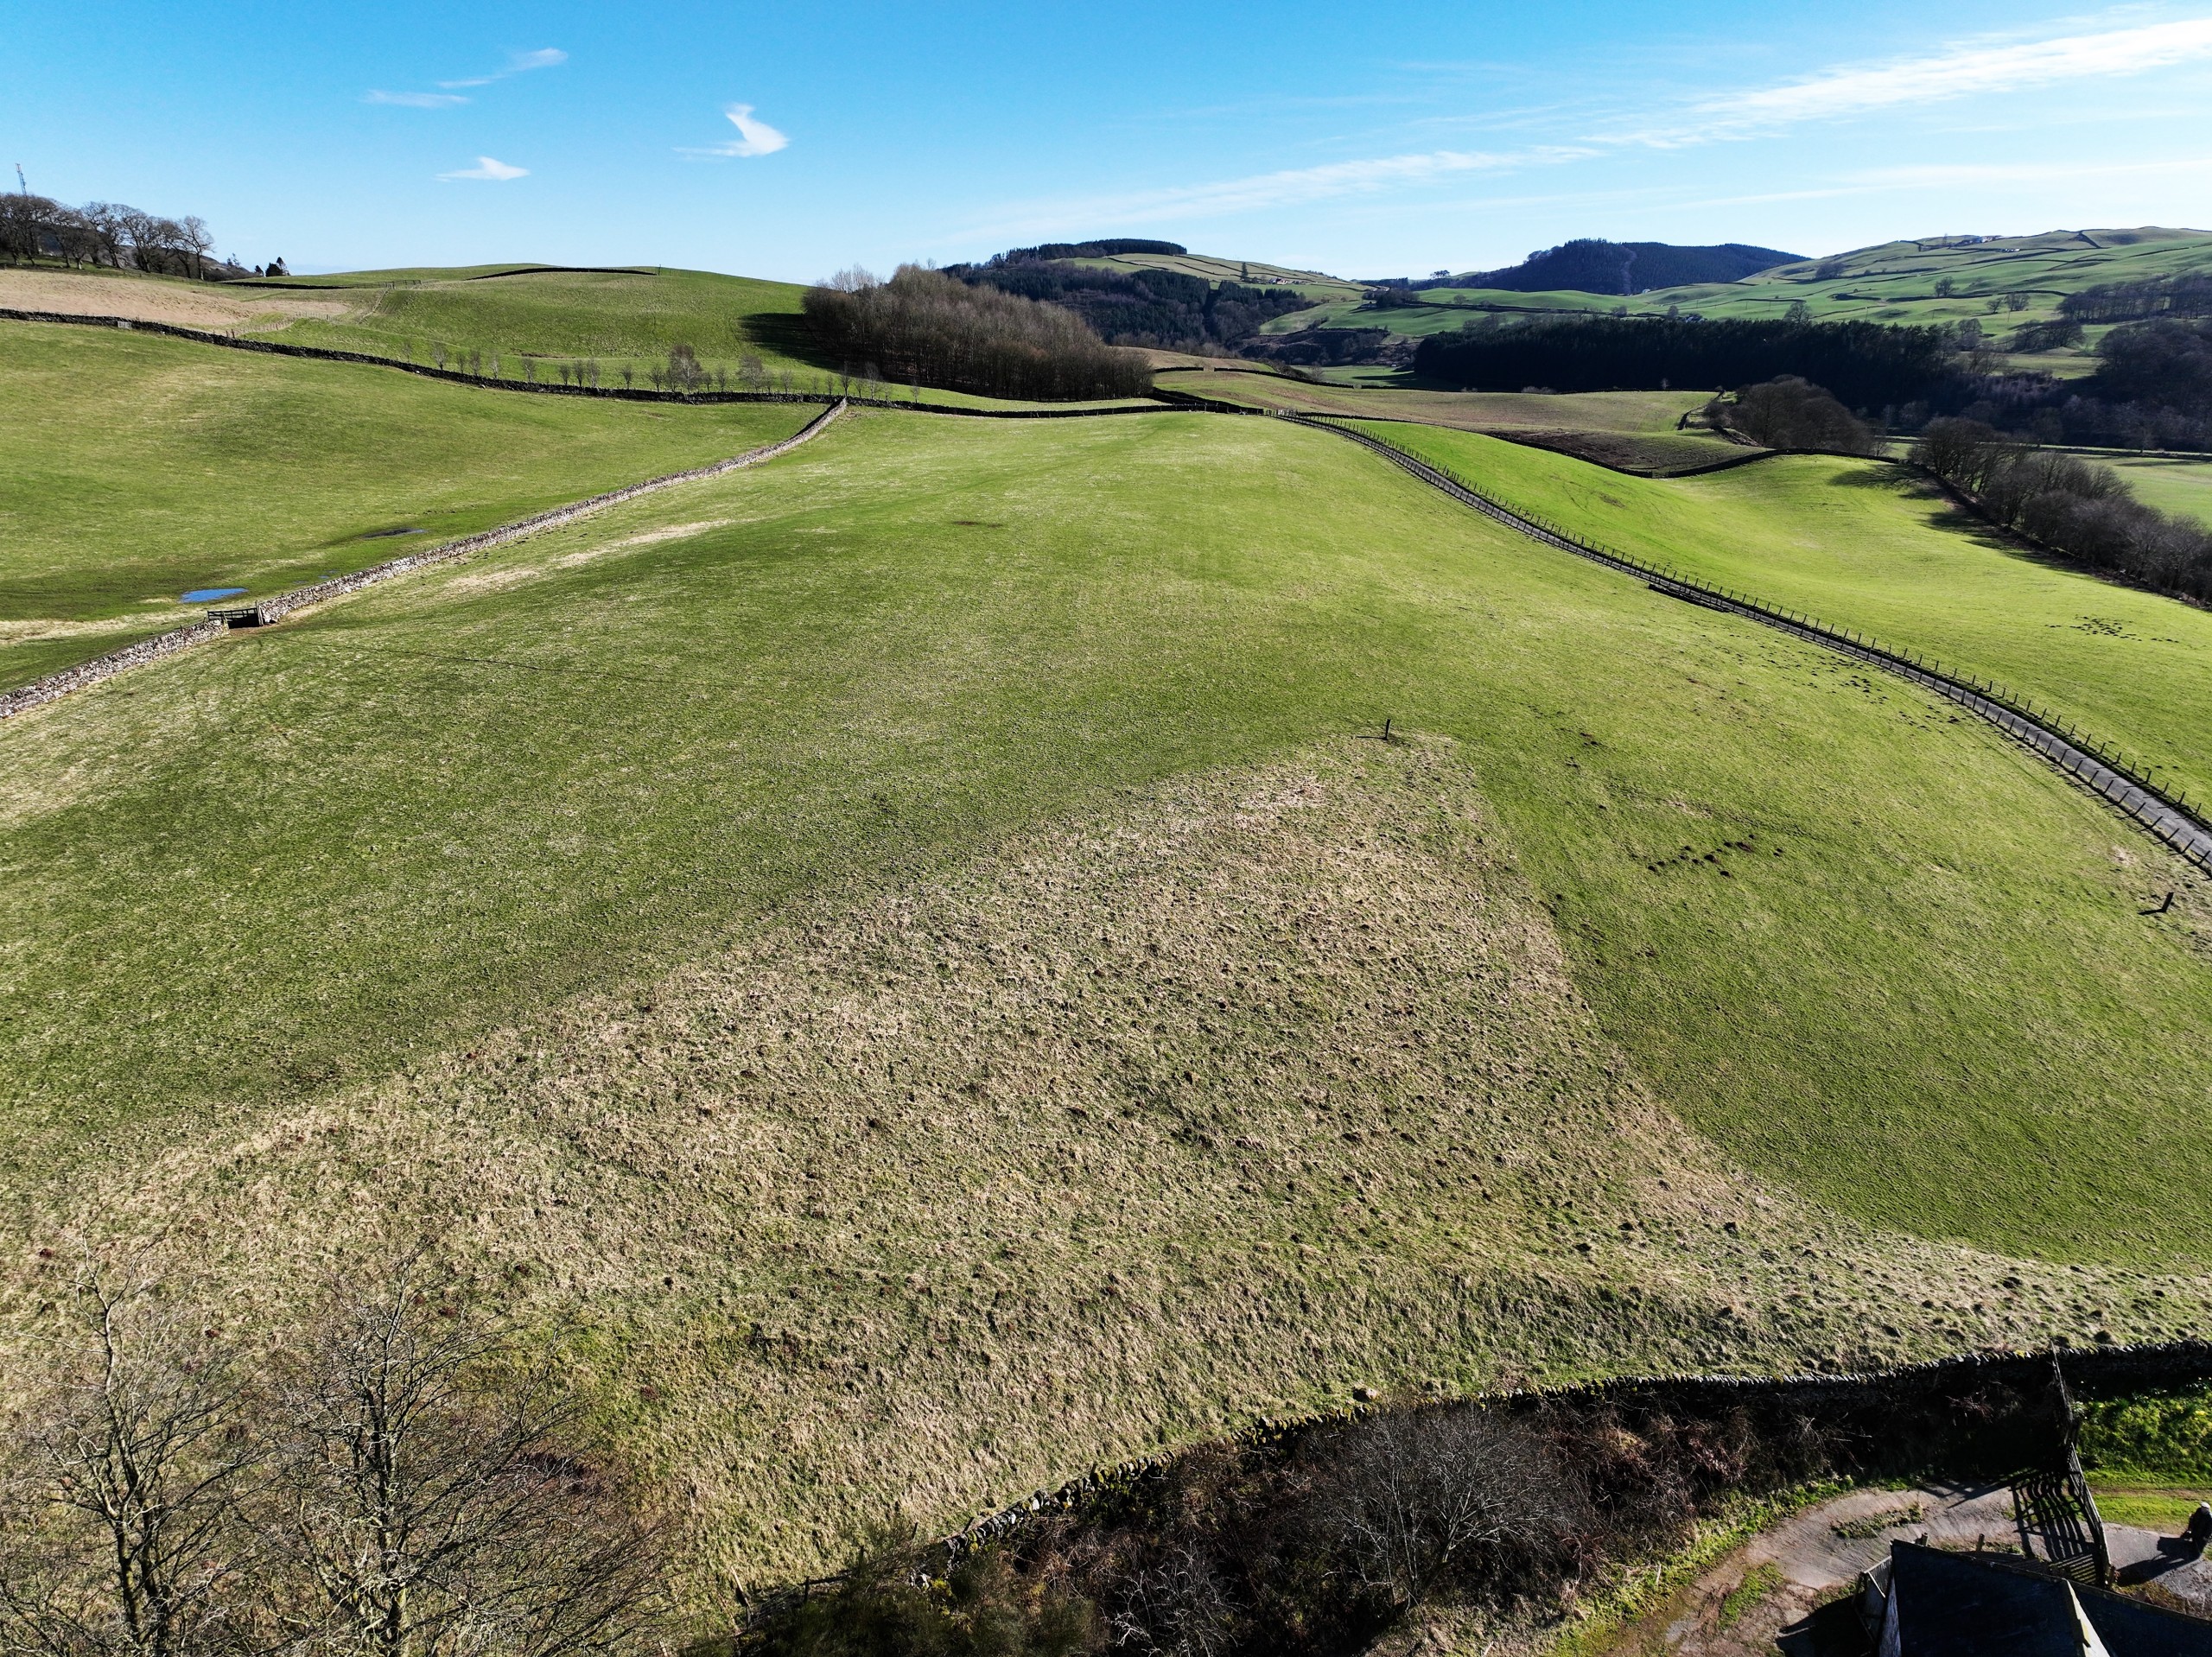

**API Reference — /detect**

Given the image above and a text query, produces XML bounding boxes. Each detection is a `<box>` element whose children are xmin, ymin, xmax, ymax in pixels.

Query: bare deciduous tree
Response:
<box><xmin>260</xmin><ymin>1268</ymin><xmax>661</xmax><ymax>1657</ymax></box>
<box><xmin>0</xmin><ymin>1259</ymin><xmax>261</xmax><ymax>1657</ymax></box>
<box><xmin>1108</xmin><ymin>1543</ymin><xmax>1233</xmax><ymax>1657</ymax></box>
<box><xmin>1313</xmin><ymin>1406</ymin><xmax>1584</xmax><ymax>1610</ymax></box>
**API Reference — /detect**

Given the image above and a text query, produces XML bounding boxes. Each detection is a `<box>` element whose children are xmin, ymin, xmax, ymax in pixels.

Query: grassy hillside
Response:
<box><xmin>1064</xmin><ymin>248</ymin><xmax>1364</xmax><ymax>303</ymax></box>
<box><xmin>2099</xmin><ymin>453</ymin><xmax>2212</xmax><ymax>529</ymax></box>
<box><xmin>1268</xmin><ymin>227</ymin><xmax>2212</xmax><ymax>376</ymax></box>
<box><xmin>9</xmin><ymin>407</ymin><xmax>2212</xmax><ymax>1578</ymax></box>
<box><xmin>1153</xmin><ymin>371</ymin><xmax>1709</xmax><ymax>431</ymax></box>
<box><xmin>244</xmin><ymin>264</ymin><xmax>823</xmax><ymax>378</ymax></box>
<box><xmin>1154</xmin><ymin>371</ymin><xmax>1736</xmax><ymax>467</ymax></box>
<box><xmin>0</xmin><ymin>321</ymin><xmax>816</xmax><ymax>686</ymax></box>
<box><xmin>0</xmin><ymin>321</ymin><xmax>818</xmax><ymax>681</ymax></box>
<box><xmin>4</xmin><ymin>266</ymin><xmax>1164</xmax><ymax>409</ymax></box>
<box><xmin>1351</xmin><ymin>423</ymin><xmax>2212</xmax><ymax>806</ymax></box>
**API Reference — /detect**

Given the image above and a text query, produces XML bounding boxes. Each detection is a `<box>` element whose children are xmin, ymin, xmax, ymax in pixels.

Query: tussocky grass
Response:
<box><xmin>3</xmin><ymin>410</ymin><xmax>2212</xmax><ymax>1269</ymax></box>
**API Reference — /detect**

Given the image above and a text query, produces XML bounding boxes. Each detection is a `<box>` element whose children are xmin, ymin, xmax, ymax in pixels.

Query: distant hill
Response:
<box><xmin>1451</xmin><ymin>238</ymin><xmax>1803</xmax><ymax>295</ymax></box>
<box><xmin>948</xmin><ymin>241</ymin><xmax>1348</xmax><ymax>352</ymax></box>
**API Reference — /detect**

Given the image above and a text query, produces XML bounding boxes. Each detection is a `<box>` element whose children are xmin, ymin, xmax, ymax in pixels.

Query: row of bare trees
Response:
<box><xmin>0</xmin><ymin>195</ymin><xmax>232</xmax><ymax>279</ymax></box>
<box><xmin>758</xmin><ymin>1408</ymin><xmax>1593</xmax><ymax>1657</ymax></box>
<box><xmin>0</xmin><ymin>1256</ymin><xmax>662</xmax><ymax>1657</ymax></box>
<box><xmin>802</xmin><ymin>266</ymin><xmax>1152</xmax><ymax>402</ymax></box>
<box><xmin>1912</xmin><ymin>416</ymin><xmax>2212</xmax><ymax>600</ymax></box>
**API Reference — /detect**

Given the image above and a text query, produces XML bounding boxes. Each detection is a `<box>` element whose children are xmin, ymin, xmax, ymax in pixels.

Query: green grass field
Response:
<box><xmin>1262</xmin><ymin>226</ymin><xmax>2212</xmax><ymax>376</ymax></box>
<box><xmin>1065</xmin><ymin>248</ymin><xmax>1366</xmax><ymax>303</ymax></box>
<box><xmin>2097</xmin><ymin>453</ymin><xmax>2212</xmax><ymax>529</ymax></box>
<box><xmin>9</xmin><ymin>402</ymin><xmax>2212</xmax><ymax>1577</ymax></box>
<box><xmin>238</xmin><ymin>264</ymin><xmax>822</xmax><ymax>378</ymax></box>
<box><xmin>1351</xmin><ymin>422</ymin><xmax>2212</xmax><ymax>807</ymax></box>
<box><xmin>1155</xmin><ymin>373</ymin><xmax>1738</xmax><ymax>468</ymax></box>
<box><xmin>3</xmin><ymin>266</ymin><xmax>1161</xmax><ymax>413</ymax></box>
<box><xmin>0</xmin><ymin>321</ymin><xmax>816</xmax><ymax>685</ymax></box>
<box><xmin>1154</xmin><ymin>371</ymin><xmax>1710</xmax><ymax>431</ymax></box>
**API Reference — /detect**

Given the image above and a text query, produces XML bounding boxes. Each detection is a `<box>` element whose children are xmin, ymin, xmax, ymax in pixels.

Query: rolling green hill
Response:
<box><xmin>0</xmin><ymin>320</ymin><xmax>815</xmax><ymax>686</ymax></box>
<box><xmin>2099</xmin><ymin>453</ymin><xmax>2212</xmax><ymax>528</ymax></box>
<box><xmin>1266</xmin><ymin>227</ymin><xmax>2212</xmax><ymax>378</ymax></box>
<box><xmin>8</xmin><ymin>403</ymin><xmax>2212</xmax><ymax>1583</ymax></box>
<box><xmin>1351</xmin><ymin>422</ymin><xmax>2212</xmax><ymax>807</ymax></box>
<box><xmin>236</xmin><ymin>263</ymin><xmax>825</xmax><ymax>380</ymax></box>
<box><xmin>1061</xmin><ymin>247</ymin><xmax>1366</xmax><ymax>303</ymax></box>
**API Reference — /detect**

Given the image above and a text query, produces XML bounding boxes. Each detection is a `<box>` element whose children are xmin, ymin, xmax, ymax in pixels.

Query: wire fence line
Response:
<box><xmin>1300</xmin><ymin>415</ymin><xmax>2212</xmax><ymax>876</ymax></box>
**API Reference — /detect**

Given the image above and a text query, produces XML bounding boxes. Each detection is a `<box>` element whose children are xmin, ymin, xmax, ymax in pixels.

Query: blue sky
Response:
<box><xmin>6</xmin><ymin>2</ymin><xmax>2212</xmax><ymax>280</ymax></box>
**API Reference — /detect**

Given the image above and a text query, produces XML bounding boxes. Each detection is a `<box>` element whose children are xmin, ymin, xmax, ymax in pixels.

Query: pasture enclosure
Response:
<box><xmin>8</xmin><ymin>394</ymin><xmax>2212</xmax><ymax>1584</ymax></box>
<box><xmin>1358</xmin><ymin>422</ymin><xmax>2212</xmax><ymax>809</ymax></box>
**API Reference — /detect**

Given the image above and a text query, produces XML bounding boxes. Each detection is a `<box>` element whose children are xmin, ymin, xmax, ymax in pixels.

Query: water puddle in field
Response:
<box><xmin>181</xmin><ymin>587</ymin><xmax>247</xmax><ymax>603</ymax></box>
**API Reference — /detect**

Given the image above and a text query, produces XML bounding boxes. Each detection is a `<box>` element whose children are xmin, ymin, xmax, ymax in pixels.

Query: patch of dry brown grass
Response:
<box><xmin>6</xmin><ymin>737</ymin><xmax>2205</xmax><ymax>1592</ymax></box>
<box><xmin>0</xmin><ymin>269</ymin><xmax>359</xmax><ymax>331</ymax></box>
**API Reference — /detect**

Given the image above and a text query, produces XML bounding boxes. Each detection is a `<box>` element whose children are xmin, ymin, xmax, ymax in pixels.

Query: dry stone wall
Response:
<box><xmin>0</xmin><ymin>308</ymin><xmax>1177</xmax><ymax>418</ymax></box>
<box><xmin>0</xmin><ymin>403</ymin><xmax>848</xmax><ymax>720</ymax></box>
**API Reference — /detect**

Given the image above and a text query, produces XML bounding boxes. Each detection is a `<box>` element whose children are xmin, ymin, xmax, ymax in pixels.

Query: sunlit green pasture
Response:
<box><xmin>7</xmin><ymin>409</ymin><xmax>2212</xmax><ymax>1269</ymax></box>
<box><xmin>1353</xmin><ymin>422</ymin><xmax>2212</xmax><ymax>808</ymax></box>
<box><xmin>0</xmin><ymin>321</ymin><xmax>814</xmax><ymax>684</ymax></box>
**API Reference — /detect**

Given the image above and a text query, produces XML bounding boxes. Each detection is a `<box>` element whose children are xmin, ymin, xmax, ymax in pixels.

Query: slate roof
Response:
<box><xmin>1888</xmin><ymin>1542</ymin><xmax>2212</xmax><ymax>1656</ymax></box>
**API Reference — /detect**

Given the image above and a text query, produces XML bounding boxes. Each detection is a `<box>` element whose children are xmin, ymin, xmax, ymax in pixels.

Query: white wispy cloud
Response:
<box><xmin>364</xmin><ymin>89</ymin><xmax>467</xmax><ymax>108</ymax></box>
<box><xmin>1681</xmin><ymin>17</ymin><xmax>2212</xmax><ymax>136</ymax></box>
<box><xmin>679</xmin><ymin>103</ymin><xmax>790</xmax><ymax>158</ymax></box>
<box><xmin>372</xmin><ymin>46</ymin><xmax>563</xmax><ymax>108</ymax></box>
<box><xmin>438</xmin><ymin>47</ymin><xmax>568</xmax><ymax>89</ymax></box>
<box><xmin>972</xmin><ymin>147</ymin><xmax>1565</xmax><ymax>238</ymax></box>
<box><xmin>982</xmin><ymin>15</ymin><xmax>2212</xmax><ymax>232</ymax></box>
<box><xmin>437</xmin><ymin>156</ymin><xmax>528</xmax><ymax>181</ymax></box>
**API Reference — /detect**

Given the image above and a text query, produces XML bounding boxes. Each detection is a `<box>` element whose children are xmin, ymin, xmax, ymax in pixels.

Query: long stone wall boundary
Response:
<box><xmin>0</xmin><ymin>402</ymin><xmax>849</xmax><ymax>722</ymax></box>
<box><xmin>0</xmin><ymin>308</ymin><xmax>1176</xmax><ymax>419</ymax></box>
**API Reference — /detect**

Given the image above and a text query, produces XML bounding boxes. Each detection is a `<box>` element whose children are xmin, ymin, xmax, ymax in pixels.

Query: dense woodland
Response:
<box><xmin>949</xmin><ymin>255</ymin><xmax>1311</xmax><ymax>352</ymax></box>
<box><xmin>1440</xmin><ymin>238</ymin><xmax>1802</xmax><ymax>295</ymax></box>
<box><xmin>1957</xmin><ymin>317</ymin><xmax>2212</xmax><ymax>451</ymax></box>
<box><xmin>1414</xmin><ymin>314</ymin><xmax>1956</xmax><ymax>408</ymax></box>
<box><xmin>2059</xmin><ymin>272</ymin><xmax>2212</xmax><ymax>324</ymax></box>
<box><xmin>1413</xmin><ymin>310</ymin><xmax>2212</xmax><ymax>454</ymax></box>
<box><xmin>802</xmin><ymin>265</ymin><xmax>1153</xmax><ymax>400</ymax></box>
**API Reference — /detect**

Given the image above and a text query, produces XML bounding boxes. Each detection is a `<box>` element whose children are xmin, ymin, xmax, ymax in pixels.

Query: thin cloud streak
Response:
<box><xmin>437</xmin><ymin>48</ymin><xmax>567</xmax><ymax>90</ymax></box>
<box><xmin>678</xmin><ymin>104</ymin><xmax>790</xmax><ymax>158</ymax></box>
<box><xmin>970</xmin><ymin>146</ymin><xmax>1573</xmax><ymax>238</ymax></box>
<box><xmin>979</xmin><ymin>15</ymin><xmax>2212</xmax><ymax>234</ymax></box>
<box><xmin>1678</xmin><ymin>17</ymin><xmax>2212</xmax><ymax>136</ymax></box>
<box><xmin>437</xmin><ymin>156</ymin><xmax>528</xmax><ymax>181</ymax></box>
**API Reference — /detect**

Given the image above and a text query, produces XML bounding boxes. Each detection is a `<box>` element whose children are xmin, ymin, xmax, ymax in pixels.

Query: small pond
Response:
<box><xmin>181</xmin><ymin>587</ymin><xmax>248</xmax><ymax>603</ymax></box>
